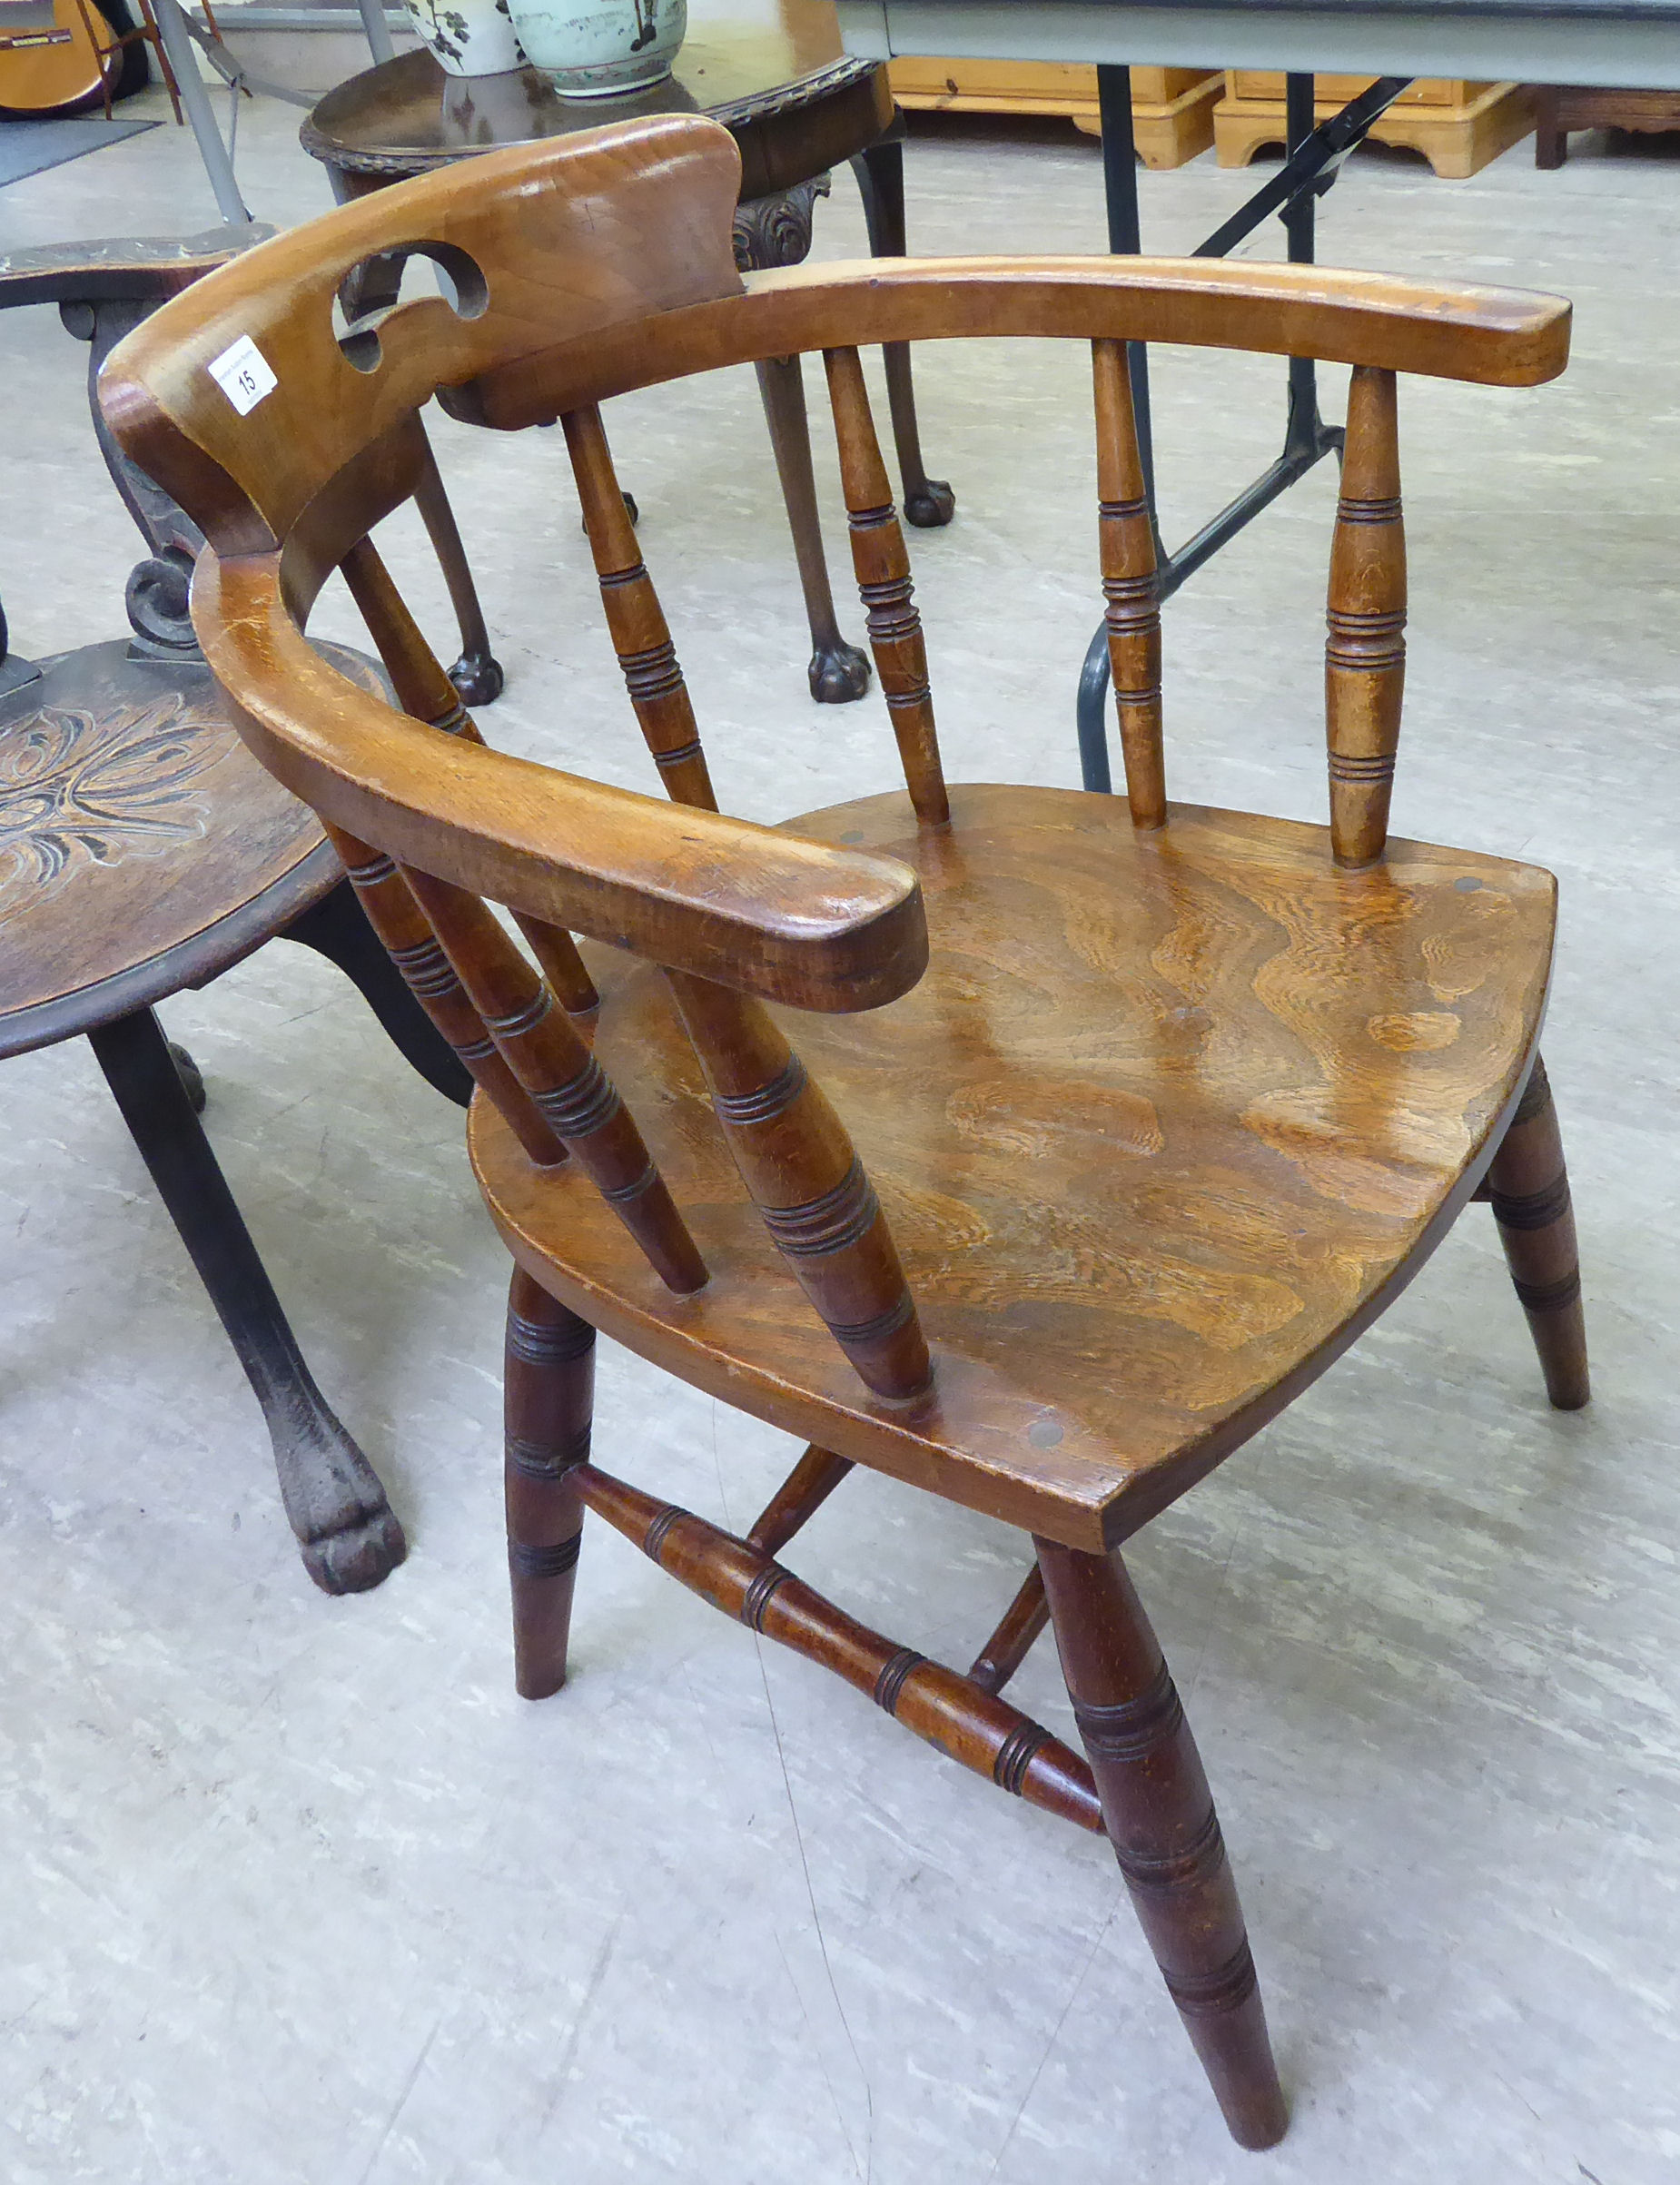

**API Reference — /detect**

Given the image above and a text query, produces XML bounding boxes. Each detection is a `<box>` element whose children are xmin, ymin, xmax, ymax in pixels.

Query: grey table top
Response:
<box><xmin>836</xmin><ymin>0</ymin><xmax>1680</xmax><ymax>89</ymax></box>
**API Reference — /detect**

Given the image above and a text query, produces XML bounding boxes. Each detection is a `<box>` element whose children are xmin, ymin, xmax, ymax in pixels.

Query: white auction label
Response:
<box><xmin>207</xmin><ymin>334</ymin><xmax>278</xmax><ymax>417</ymax></box>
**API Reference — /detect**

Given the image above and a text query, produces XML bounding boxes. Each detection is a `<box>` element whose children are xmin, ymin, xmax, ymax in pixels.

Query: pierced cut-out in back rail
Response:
<box><xmin>333</xmin><ymin>241</ymin><xmax>490</xmax><ymax>375</ymax></box>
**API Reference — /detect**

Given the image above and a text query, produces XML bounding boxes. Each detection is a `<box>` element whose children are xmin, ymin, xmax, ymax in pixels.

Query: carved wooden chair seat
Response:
<box><xmin>0</xmin><ymin>228</ymin><xmax>473</xmax><ymax>1594</ymax></box>
<box><xmin>103</xmin><ymin>119</ymin><xmax>1586</xmax><ymax>2147</ymax></box>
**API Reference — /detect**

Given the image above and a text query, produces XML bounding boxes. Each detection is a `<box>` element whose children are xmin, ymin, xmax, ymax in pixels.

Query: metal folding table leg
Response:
<box><xmin>1279</xmin><ymin>72</ymin><xmax>1343</xmax><ymax>471</ymax></box>
<box><xmin>1075</xmin><ymin>66</ymin><xmax>1412</xmax><ymax>792</ymax></box>
<box><xmin>150</xmin><ymin>0</ymin><xmax>250</xmax><ymax>223</ymax></box>
<box><xmin>356</xmin><ymin>0</ymin><xmax>396</xmax><ymax>64</ymax></box>
<box><xmin>153</xmin><ymin>0</ymin><xmax>383</xmax><ymax>224</ymax></box>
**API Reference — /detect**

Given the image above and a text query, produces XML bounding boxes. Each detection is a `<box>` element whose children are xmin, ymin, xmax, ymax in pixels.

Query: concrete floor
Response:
<box><xmin>3</xmin><ymin>74</ymin><xmax>1680</xmax><ymax>2185</ymax></box>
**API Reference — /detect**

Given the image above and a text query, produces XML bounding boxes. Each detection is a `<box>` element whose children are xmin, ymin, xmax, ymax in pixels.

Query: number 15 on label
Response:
<box><xmin>208</xmin><ymin>335</ymin><xmax>279</xmax><ymax>418</ymax></box>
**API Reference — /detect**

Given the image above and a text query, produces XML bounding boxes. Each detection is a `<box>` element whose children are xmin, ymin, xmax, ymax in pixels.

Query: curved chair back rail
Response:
<box><xmin>98</xmin><ymin>118</ymin><xmax>1567</xmax><ymax>556</ymax></box>
<box><xmin>105</xmin><ymin>240</ymin><xmax>1572</xmax><ymax>548</ymax></box>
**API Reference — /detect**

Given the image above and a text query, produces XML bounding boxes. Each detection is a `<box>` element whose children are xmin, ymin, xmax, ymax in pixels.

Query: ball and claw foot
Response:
<box><xmin>167</xmin><ymin>1041</ymin><xmax>206</xmax><ymax>1114</ymax></box>
<box><xmin>270</xmin><ymin>1390</ymin><xmax>410</xmax><ymax>1596</ymax></box>
<box><xmin>448</xmin><ymin>648</ymin><xmax>504</xmax><ymax>705</ymax></box>
<box><xmin>808</xmin><ymin>640</ymin><xmax>872</xmax><ymax>705</ymax></box>
<box><xmin>301</xmin><ymin>1500</ymin><xmax>408</xmax><ymax>1596</ymax></box>
<box><xmin>904</xmin><ymin>477</ymin><xmax>956</xmax><ymax>529</ymax></box>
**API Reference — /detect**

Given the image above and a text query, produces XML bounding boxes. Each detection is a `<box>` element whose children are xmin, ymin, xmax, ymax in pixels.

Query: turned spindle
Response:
<box><xmin>970</xmin><ymin>1560</ymin><xmax>1050</xmax><ymax>1695</ymax></box>
<box><xmin>579</xmin><ymin>1462</ymin><xmax>1102</xmax><ymax>1832</ymax></box>
<box><xmin>1038</xmin><ymin>1538</ymin><xmax>1288</xmax><ymax>2151</ymax></box>
<box><xmin>405</xmin><ymin>868</ymin><xmax>706</xmax><ymax>1294</ymax></box>
<box><xmin>328</xmin><ymin>825</ymin><xmax>564</xmax><ymax>1166</ymax></box>
<box><xmin>1092</xmin><ymin>339</ymin><xmax>1165</xmax><ymax>829</ymax></box>
<box><xmin>822</xmin><ymin>344</ymin><xmax>949</xmax><ymax>826</ymax></box>
<box><xmin>1484</xmin><ymin>1053</ymin><xmax>1590</xmax><ymax>1409</ymax></box>
<box><xmin>665</xmin><ymin>970</ymin><xmax>931</xmax><ymax>1399</ymax></box>
<box><xmin>341</xmin><ymin>537</ymin><xmax>599</xmax><ymax>1014</ymax></box>
<box><xmin>504</xmin><ymin>1266</ymin><xmax>594</xmax><ymax>1699</ymax></box>
<box><xmin>562</xmin><ymin>405</ymin><xmax>719</xmax><ymax>813</ymax></box>
<box><xmin>746</xmin><ymin>1444</ymin><xmax>855</xmax><ymax>1556</ymax></box>
<box><xmin>1326</xmin><ymin>364</ymin><xmax>1406</xmax><ymax>868</ymax></box>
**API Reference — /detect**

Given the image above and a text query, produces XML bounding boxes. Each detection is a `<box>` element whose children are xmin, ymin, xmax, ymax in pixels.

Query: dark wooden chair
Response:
<box><xmin>103</xmin><ymin>120</ymin><xmax>1586</xmax><ymax>2144</ymax></box>
<box><xmin>1</xmin><ymin>228</ymin><xmax>474</xmax><ymax>1594</ymax></box>
<box><xmin>300</xmin><ymin>13</ymin><xmax>957</xmax><ymax>708</ymax></box>
<box><xmin>1533</xmin><ymin>83</ymin><xmax>1680</xmax><ymax>166</ymax></box>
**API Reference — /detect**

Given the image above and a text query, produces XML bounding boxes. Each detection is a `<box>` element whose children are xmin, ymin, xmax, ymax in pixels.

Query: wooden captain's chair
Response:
<box><xmin>101</xmin><ymin>117</ymin><xmax>1585</xmax><ymax>2145</ymax></box>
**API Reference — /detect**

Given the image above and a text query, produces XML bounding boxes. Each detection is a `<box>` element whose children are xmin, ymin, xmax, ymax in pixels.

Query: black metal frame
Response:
<box><xmin>1076</xmin><ymin>67</ymin><xmax>1414</xmax><ymax>793</ymax></box>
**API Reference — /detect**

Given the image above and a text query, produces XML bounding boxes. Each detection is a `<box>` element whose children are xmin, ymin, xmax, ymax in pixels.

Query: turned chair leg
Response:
<box><xmin>1485</xmin><ymin>1053</ymin><xmax>1590</xmax><ymax>1409</ymax></box>
<box><xmin>411</xmin><ymin>425</ymin><xmax>505</xmax><ymax>705</ymax></box>
<box><xmin>88</xmin><ymin>1006</ymin><xmax>405</xmax><ymax>1595</ymax></box>
<box><xmin>1036</xmin><ymin>1537</ymin><xmax>1288</xmax><ymax>2151</ymax></box>
<box><xmin>282</xmin><ymin>877</ymin><xmax>473</xmax><ymax>1108</ymax></box>
<box><xmin>850</xmin><ymin>134</ymin><xmax>955</xmax><ymax>529</ymax></box>
<box><xmin>755</xmin><ymin>353</ymin><xmax>872</xmax><ymax>704</ymax></box>
<box><xmin>504</xmin><ymin>1266</ymin><xmax>594</xmax><ymax>1699</ymax></box>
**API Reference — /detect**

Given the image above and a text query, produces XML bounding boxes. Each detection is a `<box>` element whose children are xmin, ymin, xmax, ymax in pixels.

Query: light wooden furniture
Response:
<box><xmin>0</xmin><ymin>0</ymin><xmax>216</xmax><ymax>123</ymax></box>
<box><xmin>1217</xmin><ymin>71</ymin><xmax>1535</xmax><ymax>176</ymax></box>
<box><xmin>104</xmin><ymin>115</ymin><xmax>1586</xmax><ymax>2146</ymax></box>
<box><xmin>0</xmin><ymin>0</ymin><xmax>106</xmax><ymax>114</ymax></box>
<box><xmin>886</xmin><ymin>58</ymin><xmax>1222</xmax><ymax>165</ymax></box>
<box><xmin>1533</xmin><ymin>83</ymin><xmax>1680</xmax><ymax>163</ymax></box>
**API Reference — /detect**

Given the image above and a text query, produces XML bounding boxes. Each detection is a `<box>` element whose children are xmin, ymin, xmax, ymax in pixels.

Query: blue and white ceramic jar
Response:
<box><xmin>506</xmin><ymin>0</ymin><xmax>687</xmax><ymax>97</ymax></box>
<box><xmin>404</xmin><ymin>0</ymin><xmax>525</xmax><ymax>77</ymax></box>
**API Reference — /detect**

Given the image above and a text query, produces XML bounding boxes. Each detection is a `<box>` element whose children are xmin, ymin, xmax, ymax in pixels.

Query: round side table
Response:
<box><xmin>301</xmin><ymin>12</ymin><xmax>954</xmax><ymax>704</ymax></box>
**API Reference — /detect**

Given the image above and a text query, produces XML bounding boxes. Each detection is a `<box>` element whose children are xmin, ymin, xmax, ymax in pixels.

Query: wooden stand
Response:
<box><xmin>886</xmin><ymin>60</ymin><xmax>1223</xmax><ymax>168</ymax></box>
<box><xmin>1533</xmin><ymin>84</ymin><xmax>1680</xmax><ymax>167</ymax></box>
<box><xmin>1216</xmin><ymin>74</ymin><xmax>1534</xmax><ymax>178</ymax></box>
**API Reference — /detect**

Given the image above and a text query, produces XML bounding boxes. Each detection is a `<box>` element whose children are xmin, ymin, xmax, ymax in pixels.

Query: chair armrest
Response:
<box><xmin>0</xmin><ymin>224</ymin><xmax>273</xmax><ymax>313</ymax></box>
<box><xmin>196</xmin><ymin>552</ymin><xmax>929</xmax><ymax>1016</ymax></box>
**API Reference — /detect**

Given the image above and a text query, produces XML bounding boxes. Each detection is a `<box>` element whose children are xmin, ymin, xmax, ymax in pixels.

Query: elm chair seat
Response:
<box><xmin>474</xmin><ymin>786</ymin><xmax>1555</xmax><ymax>1546</ymax></box>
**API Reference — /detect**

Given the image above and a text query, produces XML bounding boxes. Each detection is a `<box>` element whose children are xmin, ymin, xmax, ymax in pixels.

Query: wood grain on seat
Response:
<box><xmin>474</xmin><ymin>786</ymin><xmax>1553</xmax><ymax>1549</ymax></box>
